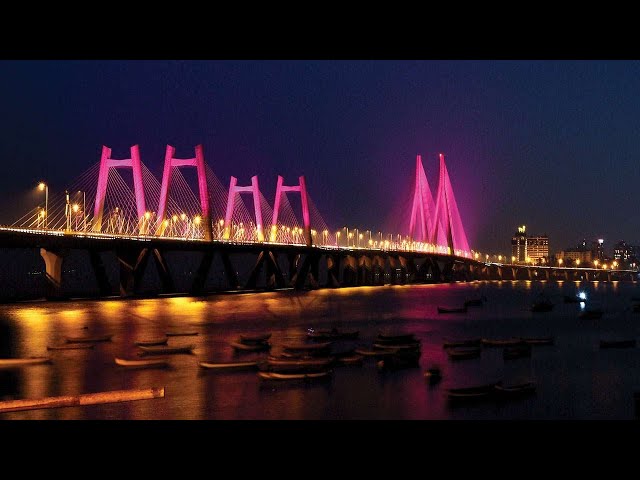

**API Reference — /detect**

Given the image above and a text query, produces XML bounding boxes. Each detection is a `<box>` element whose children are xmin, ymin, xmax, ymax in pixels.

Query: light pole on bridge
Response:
<box><xmin>38</xmin><ymin>182</ymin><xmax>48</xmax><ymax>229</ymax></box>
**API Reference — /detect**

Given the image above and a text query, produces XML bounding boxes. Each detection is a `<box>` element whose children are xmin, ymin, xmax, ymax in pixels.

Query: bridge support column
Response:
<box><xmin>151</xmin><ymin>249</ymin><xmax>175</xmax><ymax>293</ymax></box>
<box><xmin>40</xmin><ymin>248</ymin><xmax>68</xmax><ymax>299</ymax></box>
<box><xmin>325</xmin><ymin>254</ymin><xmax>341</xmax><ymax>287</ymax></box>
<box><xmin>191</xmin><ymin>251</ymin><xmax>214</xmax><ymax>295</ymax></box>
<box><xmin>292</xmin><ymin>252</ymin><xmax>320</xmax><ymax>289</ymax></box>
<box><xmin>287</xmin><ymin>253</ymin><xmax>300</xmax><ymax>284</ymax></box>
<box><xmin>264</xmin><ymin>251</ymin><xmax>286</xmax><ymax>289</ymax></box>
<box><xmin>116</xmin><ymin>247</ymin><xmax>150</xmax><ymax>297</ymax></box>
<box><xmin>88</xmin><ymin>250</ymin><xmax>112</xmax><ymax>296</ymax></box>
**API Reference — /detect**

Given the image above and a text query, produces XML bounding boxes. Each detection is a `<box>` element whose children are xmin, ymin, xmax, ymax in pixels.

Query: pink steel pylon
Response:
<box><xmin>92</xmin><ymin>145</ymin><xmax>146</xmax><ymax>233</ymax></box>
<box><xmin>270</xmin><ymin>175</ymin><xmax>311</xmax><ymax>246</ymax></box>
<box><xmin>408</xmin><ymin>155</ymin><xmax>437</xmax><ymax>242</ymax></box>
<box><xmin>223</xmin><ymin>176</ymin><xmax>264</xmax><ymax>242</ymax></box>
<box><xmin>156</xmin><ymin>144</ymin><xmax>212</xmax><ymax>241</ymax></box>
<box><xmin>429</xmin><ymin>153</ymin><xmax>471</xmax><ymax>255</ymax></box>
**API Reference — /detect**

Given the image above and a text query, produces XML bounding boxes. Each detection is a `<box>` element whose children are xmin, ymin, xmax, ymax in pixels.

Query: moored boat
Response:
<box><xmin>443</xmin><ymin>338</ymin><xmax>481</xmax><ymax>348</ymax></box>
<box><xmin>282</xmin><ymin>341</ymin><xmax>332</xmax><ymax>351</ymax></box>
<box><xmin>115</xmin><ymin>357</ymin><xmax>169</xmax><ymax>368</ymax></box>
<box><xmin>481</xmin><ymin>338</ymin><xmax>525</xmax><ymax>347</ymax></box>
<box><xmin>65</xmin><ymin>334</ymin><xmax>113</xmax><ymax>343</ymax></box>
<box><xmin>520</xmin><ymin>336</ymin><xmax>554</xmax><ymax>345</ymax></box>
<box><xmin>447</xmin><ymin>383</ymin><xmax>498</xmax><ymax>403</ymax></box>
<box><xmin>494</xmin><ymin>381</ymin><xmax>536</xmax><ymax>398</ymax></box>
<box><xmin>47</xmin><ymin>344</ymin><xmax>95</xmax><ymax>350</ymax></box>
<box><xmin>307</xmin><ymin>328</ymin><xmax>359</xmax><ymax>340</ymax></box>
<box><xmin>373</xmin><ymin>342</ymin><xmax>421</xmax><ymax>350</ymax></box>
<box><xmin>134</xmin><ymin>337</ymin><xmax>168</xmax><ymax>347</ymax></box>
<box><xmin>446</xmin><ymin>346</ymin><xmax>481</xmax><ymax>360</ymax></box>
<box><xmin>0</xmin><ymin>357</ymin><xmax>51</xmax><ymax>368</ymax></box>
<box><xmin>230</xmin><ymin>341</ymin><xmax>271</xmax><ymax>352</ymax></box>
<box><xmin>138</xmin><ymin>344</ymin><xmax>195</xmax><ymax>355</ymax></box>
<box><xmin>258</xmin><ymin>370</ymin><xmax>332</xmax><ymax>381</ymax></box>
<box><xmin>333</xmin><ymin>354</ymin><xmax>364</xmax><ymax>366</ymax></box>
<box><xmin>354</xmin><ymin>347</ymin><xmax>399</xmax><ymax>357</ymax></box>
<box><xmin>437</xmin><ymin>306</ymin><xmax>468</xmax><ymax>314</ymax></box>
<box><xmin>239</xmin><ymin>332</ymin><xmax>272</xmax><ymax>343</ymax></box>
<box><xmin>198</xmin><ymin>360</ymin><xmax>259</xmax><ymax>371</ymax></box>
<box><xmin>165</xmin><ymin>331</ymin><xmax>199</xmax><ymax>337</ymax></box>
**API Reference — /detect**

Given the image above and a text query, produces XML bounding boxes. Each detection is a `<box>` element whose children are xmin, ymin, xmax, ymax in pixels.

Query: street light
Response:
<box><xmin>38</xmin><ymin>182</ymin><xmax>48</xmax><ymax>228</ymax></box>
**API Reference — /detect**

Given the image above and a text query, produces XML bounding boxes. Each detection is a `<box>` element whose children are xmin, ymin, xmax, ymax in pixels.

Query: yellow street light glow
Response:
<box><xmin>194</xmin><ymin>215</ymin><xmax>201</xmax><ymax>225</ymax></box>
<box><xmin>558</xmin><ymin>259</ymin><xmax>563</xmax><ymax>265</ymax></box>
<box><xmin>576</xmin><ymin>259</ymin><xmax>580</xmax><ymax>266</ymax></box>
<box><xmin>172</xmin><ymin>215</ymin><xmax>178</xmax><ymax>222</ymax></box>
<box><xmin>38</xmin><ymin>182</ymin><xmax>46</xmax><ymax>191</ymax></box>
<box><xmin>72</xmin><ymin>204</ymin><xmax>79</xmax><ymax>213</ymax></box>
<box><xmin>144</xmin><ymin>211</ymin><xmax>151</xmax><ymax>220</ymax></box>
<box><xmin>180</xmin><ymin>213</ymin><xmax>187</xmax><ymax>221</ymax></box>
<box><xmin>219</xmin><ymin>219</ymin><xmax>224</xmax><ymax>226</ymax></box>
<box><xmin>511</xmin><ymin>256</ymin><xmax>516</xmax><ymax>262</ymax></box>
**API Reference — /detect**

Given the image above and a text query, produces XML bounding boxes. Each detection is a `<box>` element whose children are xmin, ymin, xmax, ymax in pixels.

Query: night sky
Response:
<box><xmin>0</xmin><ymin>60</ymin><xmax>638</xmax><ymax>255</ymax></box>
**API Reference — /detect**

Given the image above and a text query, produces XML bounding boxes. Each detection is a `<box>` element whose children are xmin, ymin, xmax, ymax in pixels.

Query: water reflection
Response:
<box><xmin>0</xmin><ymin>280</ymin><xmax>639</xmax><ymax>419</ymax></box>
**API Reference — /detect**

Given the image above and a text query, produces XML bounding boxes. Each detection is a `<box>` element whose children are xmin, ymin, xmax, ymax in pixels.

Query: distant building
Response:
<box><xmin>527</xmin><ymin>234</ymin><xmax>549</xmax><ymax>263</ymax></box>
<box><xmin>511</xmin><ymin>225</ymin><xmax>527</xmax><ymax>263</ymax></box>
<box><xmin>510</xmin><ymin>225</ymin><xmax>549</xmax><ymax>264</ymax></box>
<box><xmin>613</xmin><ymin>240</ymin><xmax>631</xmax><ymax>261</ymax></box>
<box><xmin>591</xmin><ymin>239</ymin><xmax>605</xmax><ymax>262</ymax></box>
<box><xmin>556</xmin><ymin>249</ymin><xmax>592</xmax><ymax>265</ymax></box>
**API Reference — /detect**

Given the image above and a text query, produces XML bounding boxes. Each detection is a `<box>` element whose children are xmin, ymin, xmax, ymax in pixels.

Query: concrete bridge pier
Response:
<box><xmin>40</xmin><ymin>248</ymin><xmax>69</xmax><ymax>299</ymax></box>
<box><xmin>325</xmin><ymin>253</ymin><xmax>341</xmax><ymax>288</ymax></box>
<box><xmin>116</xmin><ymin>247</ymin><xmax>151</xmax><ymax>297</ymax></box>
<box><xmin>88</xmin><ymin>250</ymin><xmax>112</xmax><ymax>296</ymax></box>
<box><xmin>292</xmin><ymin>252</ymin><xmax>320</xmax><ymax>289</ymax></box>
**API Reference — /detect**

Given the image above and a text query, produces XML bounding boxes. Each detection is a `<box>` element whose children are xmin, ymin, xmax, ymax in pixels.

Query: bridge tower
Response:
<box><xmin>408</xmin><ymin>155</ymin><xmax>437</xmax><ymax>242</ymax></box>
<box><xmin>429</xmin><ymin>153</ymin><xmax>470</xmax><ymax>255</ymax></box>
<box><xmin>156</xmin><ymin>144</ymin><xmax>213</xmax><ymax>241</ymax></box>
<box><xmin>223</xmin><ymin>176</ymin><xmax>264</xmax><ymax>242</ymax></box>
<box><xmin>270</xmin><ymin>175</ymin><xmax>312</xmax><ymax>247</ymax></box>
<box><xmin>92</xmin><ymin>145</ymin><xmax>146</xmax><ymax>233</ymax></box>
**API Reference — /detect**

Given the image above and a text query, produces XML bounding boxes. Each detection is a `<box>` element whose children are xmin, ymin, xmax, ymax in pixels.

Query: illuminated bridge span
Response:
<box><xmin>1</xmin><ymin>145</ymin><xmax>634</xmax><ymax>299</ymax></box>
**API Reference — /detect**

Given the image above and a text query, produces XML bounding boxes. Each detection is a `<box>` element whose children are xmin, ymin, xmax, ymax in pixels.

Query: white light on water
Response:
<box><xmin>578</xmin><ymin>291</ymin><xmax>587</xmax><ymax>301</ymax></box>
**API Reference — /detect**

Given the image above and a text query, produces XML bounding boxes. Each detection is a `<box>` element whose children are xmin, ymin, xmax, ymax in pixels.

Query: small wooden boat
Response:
<box><xmin>437</xmin><ymin>306</ymin><xmax>468</xmax><ymax>314</ymax></box>
<box><xmin>198</xmin><ymin>360</ymin><xmax>259</xmax><ymax>371</ymax></box>
<box><xmin>447</xmin><ymin>383</ymin><xmax>498</xmax><ymax>403</ymax></box>
<box><xmin>267</xmin><ymin>356</ymin><xmax>333</xmax><ymax>369</ymax></box>
<box><xmin>138</xmin><ymin>344</ymin><xmax>195</xmax><ymax>355</ymax></box>
<box><xmin>355</xmin><ymin>347</ymin><xmax>399</xmax><ymax>357</ymax></box>
<box><xmin>230</xmin><ymin>341</ymin><xmax>271</xmax><ymax>352</ymax></box>
<box><xmin>494</xmin><ymin>381</ymin><xmax>536</xmax><ymax>398</ymax></box>
<box><xmin>165</xmin><ymin>331</ymin><xmax>199</xmax><ymax>337</ymax></box>
<box><xmin>65</xmin><ymin>334</ymin><xmax>113</xmax><ymax>343</ymax></box>
<box><xmin>47</xmin><ymin>344</ymin><xmax>95</xmax><ymax>350</ymax></box>
<box><xmin>531</xmin><ymin>301</ymin><xmax>554</xmax><ymax>312</ymax></box>
<box><xmin>239</xmin><ymin>332</ymin><xmax>272</xmax><ymax>344</ymax></box>
<box><xmin>579</xmin><ymin>309</ymin><xmax>604</xmax><ymax>320</ymax></box>
<box><xmin>481</xmin><ymin>338</ymin><xmax>524</xmax><ymax>347</ymax></box>
<box><xmin>115</xmin><ymin>357</ymin><xmax>169</xmax><ymax>368</ymax></box>
<box><xmin>258</xmin><ymin>371</ymin><xmax>332</xmax><ymax>381</ymax></box>
<box><xmin>521</xmin><ymin>336</ymin><xmax>554</xmax><ymax>346</ymax></box>
<box><xmin>443</xmin><ymin>338</ymin><xmax>481</xmax><ymax>348</ymax></box>
<box><xmin>333</xmin><ymin>354</ymin><xmax>364</xmax><ymax>366</ymax></box>
<box><xmin>307</xmin><ymin>329</ymin><xmax>359</xmax><ymax>340</ymax></box>
<box><xmin>446</xmin><ymin>346</ymin><xmax>481</xmax><ymax>360</ymax></box>
<box><xmin>599</xmin><ymin>339</ymin><xmax>636</xmax><ymax>349</ymax></box>
<box><xmin>134</xmin><ymin>337</ymin><xmax>168</xmax><ymax>347</ymax></box>
<box><xmin>503</xmin><ymin>344</ymin><xmax>532</xmax><ymax>360</ymax></box>
<box><xmin>0</xmin><ymin>357</ymin><xmax>51</xmax><ymax>368</ymax></box>
<box><xmin>373</xmin><ymin>342</ymin><xmax>421</xmax><ymax>350</ymax></box>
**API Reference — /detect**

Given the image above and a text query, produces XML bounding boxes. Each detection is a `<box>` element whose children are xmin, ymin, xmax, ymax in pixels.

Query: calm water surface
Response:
<box><xmin>1</xmin><ymin>280</ymin><xmax>640</xmax><ymax>420</ymax></box>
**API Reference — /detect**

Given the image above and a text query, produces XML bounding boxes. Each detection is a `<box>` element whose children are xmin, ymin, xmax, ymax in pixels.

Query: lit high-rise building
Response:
<box><xmin>510</xmin><ymin>225</ymin><xmax>549</xmax><ymax>264</ymax></box>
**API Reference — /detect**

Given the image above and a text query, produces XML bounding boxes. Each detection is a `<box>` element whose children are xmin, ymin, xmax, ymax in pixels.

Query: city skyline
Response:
<box><xmin>1</xmin><ymin>60</ymin><xmax>640</xmax><ymax>252</ymax></box>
